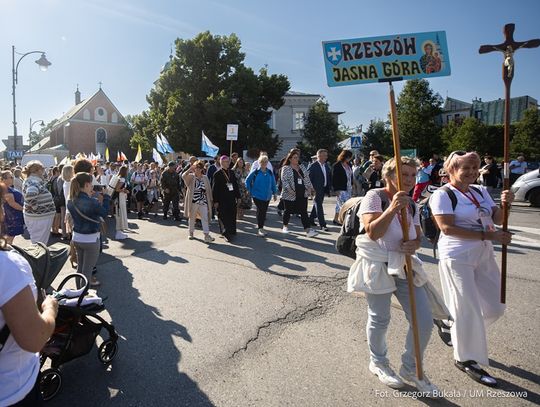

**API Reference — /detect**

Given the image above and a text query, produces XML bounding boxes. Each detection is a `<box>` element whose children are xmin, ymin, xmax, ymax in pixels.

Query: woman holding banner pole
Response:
<box><xmin>349</xmin><ymin>157</ymin><xmax>438</xmax><ymax>397</ymax></box>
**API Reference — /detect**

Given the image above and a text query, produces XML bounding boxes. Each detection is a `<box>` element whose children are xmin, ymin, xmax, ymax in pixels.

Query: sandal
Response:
<box><xmin>90</xmin><ymin>277</ymin><xmax>101</xmax><ymax>287</ymax></box>
<box><xmin>455</xmin><ymin>360</ymin><xmax>497</xmax><ymax>387</ymax></box>
<box><xmin>433</xmin><ymin>319</ymin><xmax>453</xmax><ymax>347</ymax></box>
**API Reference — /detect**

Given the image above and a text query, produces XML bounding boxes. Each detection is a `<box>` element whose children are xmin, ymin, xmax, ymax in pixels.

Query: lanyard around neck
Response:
<box><xmin>454</xmin><ymin>186</ymin><xmax>480</xmax><ymax>208</ymax></box>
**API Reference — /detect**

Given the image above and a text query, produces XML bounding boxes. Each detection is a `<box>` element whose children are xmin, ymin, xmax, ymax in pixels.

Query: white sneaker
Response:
<box><xmin>369</xmin><ymin>362</ymin><xmax>404</xmax><ymax>389</ymax></box>
<box><xmin>204</xmin><ymin>234</ymin><xmax>215</xmax><ymax>243</ymax></box>
<box><xmin>115</xmin><ymin>231</ymin><xmax>127</xmax><ymax>240</ymax></box>
<box><xmin>399</xmin><ymin>366</ymin><xmax>440</xmax><ymax>398</ymax></box>
<box><xmin>306</xmin><ymin>228</ymin><xmax>318</xmax><ymax>238</ymax></box>
<box><xmin>257</xmin><ymin>229</ymin><xmax>266</xmax><ymax>237</ymax></box>
<box><xmin>188</xmin><ymin>234</ymin><xmax>194</xmax><ymax>240</ymax></box>
<box><xmin>282</xmin><ymin>226</ymin><xmax>289</xmax><ymax>234</ymax></box>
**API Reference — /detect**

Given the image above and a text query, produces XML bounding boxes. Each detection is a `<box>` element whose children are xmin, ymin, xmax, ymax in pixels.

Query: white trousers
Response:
<box><xmin>115</xmin><ymin>192</ymin><xmax>129</xmax><ymax>231</ymax></box>
<box><xmin>189</xmin><ymin>202</ymin><xmax>209</xmax><ymax>234</ymax></box>
<box><xmin>24</xmin><ymin>214</ymin><xmax>54</xmax><ymax>245</ymax></box>
<box><xmin>438</xmin><ymin>242</ymin><xmax>505</xmax><ymax>366</ymax></box>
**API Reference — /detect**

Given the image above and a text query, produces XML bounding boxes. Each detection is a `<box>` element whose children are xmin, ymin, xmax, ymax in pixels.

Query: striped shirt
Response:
<box><xmin>22</xmin><ymin>175</ymin><xmax>56</xmax><ymax>218</ymax></box>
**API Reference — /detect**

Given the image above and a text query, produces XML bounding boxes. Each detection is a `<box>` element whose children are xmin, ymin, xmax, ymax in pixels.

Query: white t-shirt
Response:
<box><xmin>0</xmin><ymin>250</ymin><xmax>39</xmax><ymax>406</ymax></box>
<box><xmin>430</xmin><ymin>184</ymin><xmax>495</xmax><ymax>259</ymax></box>
<box><xmin>509</xmin><ymin>160</ymin><xmax>527</xmax><ymax>175</ymax></box>
<box><xmin>358</xmin><ymin>189</ymin><xmax>420</xmax><ymax>252</ymax></box>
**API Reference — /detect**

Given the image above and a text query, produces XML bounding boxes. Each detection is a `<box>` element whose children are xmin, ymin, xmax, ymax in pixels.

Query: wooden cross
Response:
<box><xmin>98</xmin><ymin>81</ymin><xmax>103</xmax><ymax>89</ymax></box>
<box><xmin>479</xmin><ymin>23</ymin><xmax>540</xmax><ymax>304</ymax></box>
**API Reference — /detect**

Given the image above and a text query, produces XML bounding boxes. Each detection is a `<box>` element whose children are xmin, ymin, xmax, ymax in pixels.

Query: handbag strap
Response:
<box><xmin>71</xmin><ymin>200</ymin><xmax>102</xmax><ymax>225</ymax></box>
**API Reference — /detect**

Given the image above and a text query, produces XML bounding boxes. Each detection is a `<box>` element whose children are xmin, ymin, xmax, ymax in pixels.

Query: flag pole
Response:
<box><xmin>387</xmin><ymin>80</ymin><xmax>423</xmax><ymax>380</ymax></box>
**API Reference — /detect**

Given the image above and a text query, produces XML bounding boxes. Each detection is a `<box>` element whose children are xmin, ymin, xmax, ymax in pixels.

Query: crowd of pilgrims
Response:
<box><xmin>0</xmin><ymin>146</ymin><xmax>520</xmax><ymax>402</ymax></box>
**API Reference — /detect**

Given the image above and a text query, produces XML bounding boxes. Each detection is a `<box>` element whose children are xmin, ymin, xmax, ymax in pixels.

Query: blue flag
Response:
<box><xmin>201</xmin><ymin>131</ymin><xmax>219</xmax><ymax>157</ymax></box>
<box><xmin>160</xmin><ymin>134</ymin><xmax>175</xmax><ymax>154</ymax></box>
<box><xmin>156</xmin><ymin>134</ymin><xmax>167</xmax><ymax>155</ymax></box>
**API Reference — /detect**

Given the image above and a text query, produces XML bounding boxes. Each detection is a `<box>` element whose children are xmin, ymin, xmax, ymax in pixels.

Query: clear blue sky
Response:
<box><xmin>1</xmin><ymin>0</ymin><xmax>539</xmax><ymax>146</ymax></box>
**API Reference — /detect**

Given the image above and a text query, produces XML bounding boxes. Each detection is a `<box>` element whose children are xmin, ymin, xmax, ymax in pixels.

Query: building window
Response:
<box><xmin>293</xmin><ymin>110</ymin><xmax>306</xmax><ymax>130</ymax></box>
<box><xmin>96</xmin><ymin>128</ymin><xmax>107</xmax><ymax>144</ymax></box>
<box><xmin>111</xmin><ymin>112</ymin><xmax>118</xmax><ymax>123</ymax></box>
<box><xmin>83</xmin><ymin>109</ymin><xmax>90</xmax><ymax>120</ymax></box>
<box><xmin>95</xmin><ymin>107</ymin><xmax>107</xmax><ymax>122</ymax></box>
<box><xmin>454</xmin><ymin>113</ymin><xmax>460</xmax><ymax>119</ymax></box>
<box><xmin>475</xmin><ymin>110</ymin><xmax>482</xmax><ymax>119</ymax></box>
<box><xmin>446</xmin><ymin>114</ymin><xmax>452</xmax><ymax>123</ymax></box>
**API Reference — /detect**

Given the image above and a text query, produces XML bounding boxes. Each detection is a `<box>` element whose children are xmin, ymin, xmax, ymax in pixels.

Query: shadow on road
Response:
<box><xmin>48</xmin><ymin>256</ymin><xmax>213</xmax><ymax>407</ymax></box>
<box><xmin>489</xmin><ymin>359</ymin><xmax>540</xmax><ymax>404</ymax></box>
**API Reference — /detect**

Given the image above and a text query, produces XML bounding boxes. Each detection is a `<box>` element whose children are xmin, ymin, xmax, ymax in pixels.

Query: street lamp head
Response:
<box><xmin>39</xmin><ymin>121</ymin><xmax>45</xmax><ymax>127</ymax></box>
<box><xmin>35</xmin><ymin>53</ymin><xmax>51</xmax><ymax>71</ymax></box>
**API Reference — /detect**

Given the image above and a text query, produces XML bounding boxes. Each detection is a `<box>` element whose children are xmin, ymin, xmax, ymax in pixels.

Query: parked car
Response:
<box><xmin>511</xmin><ymin>169</ymin><xmax>540</xmax><ymax>207</ymax></box>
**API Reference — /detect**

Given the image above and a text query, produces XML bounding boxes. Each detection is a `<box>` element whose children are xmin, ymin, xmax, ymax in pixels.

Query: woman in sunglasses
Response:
<box><xmin>430</xmin><ymin>151</ymin><xmax>514</xmax><ymax>387</ymax></box>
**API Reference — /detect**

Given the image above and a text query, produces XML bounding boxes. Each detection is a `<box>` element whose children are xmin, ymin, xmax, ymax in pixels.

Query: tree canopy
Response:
<box><xmin>511</xmin><ymin>107</ymin><xmax>540</xmax><ymax>160</ymax></box>
<box><xmin>132</xmin><ymin>31</ymin><xmax>290</xmax><ymax>158</ymax></box>
<box><xmin>361</xmin><ymin>120</ymin><xmax>393</xmax><ymax>157</ymax></box>
<box><xmin>396</xmin><ymin>79</ymin><xmax>443</xmax><ymax>158</ymax></box>
<box><xmin>296</xmin><ymin>100</ymin><xmax>344</xmax><ymax>161</ymax></box>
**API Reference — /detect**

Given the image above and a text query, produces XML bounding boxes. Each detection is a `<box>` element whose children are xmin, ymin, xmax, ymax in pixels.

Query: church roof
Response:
<box><xmin>51</xmin><ymin>88</ymin><xmax>125</xmax><ymax>130</ymax></box>
<box><xmin>285</xmin><ymin>91</ymin><xmax>321</xmax><ymax>97</ymax></box>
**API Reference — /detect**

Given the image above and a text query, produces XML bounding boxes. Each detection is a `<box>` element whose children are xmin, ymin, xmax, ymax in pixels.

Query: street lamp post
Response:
<box><xmin>12</xmin><ymin>45</ymin><xmax>51</xmax><ymax>156</ymax></box>
<box><xmin>29</xmin><ymin>118</ymin><xmax>45</xmax><ymax>146</ymax></box>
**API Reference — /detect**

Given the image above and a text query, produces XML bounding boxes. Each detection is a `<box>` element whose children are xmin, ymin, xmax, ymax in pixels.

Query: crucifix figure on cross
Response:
<box><xmin>479</xmin><ymin>23</ymin><xmax>540</xmax><ymax>81</ymax></box>
<box><xmin>479</xmin><ymin>23</ymin><xmax>540</xmax><ymax>304</ymax></box>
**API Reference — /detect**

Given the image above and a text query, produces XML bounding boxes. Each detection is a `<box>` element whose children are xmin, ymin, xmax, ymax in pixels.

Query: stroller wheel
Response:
<box><xmin>40</xmin><ymin>368</ymin><xmax>62</xmax><ymax>401</ymax></box>
<box><xmin>98</xmin><ymin>339</ymin><xmax>118</xmax><ymax>365</ymax></box>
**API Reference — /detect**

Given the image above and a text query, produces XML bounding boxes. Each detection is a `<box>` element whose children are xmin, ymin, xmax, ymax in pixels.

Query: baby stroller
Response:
<box><xmin>39</xmin><ymin>273</ymin><xmax>119</xmax><ymax>400</ymax></box>
<box><xmin>13</xmin><ymin>243</ymin><xmax>119</xmax><ymax>401</ymax></box>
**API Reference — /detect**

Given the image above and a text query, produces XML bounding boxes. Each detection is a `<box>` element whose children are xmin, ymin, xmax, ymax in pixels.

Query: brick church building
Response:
<box><xmin>35</xmin><ymin>86</ymin><xmax>127</xmax><ymax>157</ymax></box>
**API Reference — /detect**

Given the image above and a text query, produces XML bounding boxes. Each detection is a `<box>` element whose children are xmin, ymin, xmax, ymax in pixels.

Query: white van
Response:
<box><xmin>21</xmin><ymin>154</ymin><xmax>56</xmax><ymax>168</ymax></box>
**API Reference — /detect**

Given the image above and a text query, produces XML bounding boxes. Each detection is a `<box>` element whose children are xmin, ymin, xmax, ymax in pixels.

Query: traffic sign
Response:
<box><xmin>226</xmin><ymin>124</ymin><xmax>239</xmax><ymax>141</ymax></box>
<box><xmin>350</xmin><ymin>136</ymin><xmax>362</xmax><ymax>149</ymax></box>
<box><xmin>7</xmin><ymin>150</ymin><xmax>24</xmax><ymax>159</ymax></box>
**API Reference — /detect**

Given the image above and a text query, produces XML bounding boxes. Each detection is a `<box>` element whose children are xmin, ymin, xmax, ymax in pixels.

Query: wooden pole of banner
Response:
<box><xmin>479</xmin><ymin>24</ymin><xmax>540</xmax><ymax>303</ymax></box>
<box><xmin>229</xmin><ymin>140</ymin><xmax>233</xmax><ymax>157</ymax></box>
<box><xmin>387</xmin><ymin>80</ymin><xmax>423</xmax><ymax>380</ymax></box>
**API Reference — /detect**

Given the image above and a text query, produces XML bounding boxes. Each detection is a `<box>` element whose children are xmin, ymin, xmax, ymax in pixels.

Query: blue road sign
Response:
<box><xmin>322</xmin><ymin>31</ymin><xmax>451</xmax><ymax>87</ymax></box>
<box><xmin>350</xmin><ymin>136</ymin><xmax>362</xmax><ymax>149</ymax></box>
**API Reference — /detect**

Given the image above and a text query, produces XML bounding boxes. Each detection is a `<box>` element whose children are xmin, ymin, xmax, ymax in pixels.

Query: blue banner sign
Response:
<box><xmin>322</xmin><ymin>31</ymin><xmax>451</xmax><ymax>87</ymax></box>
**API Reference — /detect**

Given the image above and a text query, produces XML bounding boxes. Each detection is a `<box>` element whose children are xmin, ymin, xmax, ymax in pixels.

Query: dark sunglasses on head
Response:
<box><xmin>448</xmin><ymin>150</ymin><xmax>466</xmax><ymax>159</ymax></box>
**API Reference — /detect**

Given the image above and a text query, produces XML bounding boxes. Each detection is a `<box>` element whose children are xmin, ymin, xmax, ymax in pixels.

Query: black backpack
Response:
<box><xmin>419</xmin><ymin>185</ymin><xmax>483</xmax><ymax>253</ymax></box>
<box><xmin>335</xmin><ymin>189</ymin><xmax>416</xmax><ymax>258</ymax></box>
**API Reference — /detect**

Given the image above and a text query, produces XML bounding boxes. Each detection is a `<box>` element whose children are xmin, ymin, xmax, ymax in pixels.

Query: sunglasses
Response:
<box><xmin>448</xmin><ymin>150</ymin><xmax>466</xmax><ymax>160</ymax></box>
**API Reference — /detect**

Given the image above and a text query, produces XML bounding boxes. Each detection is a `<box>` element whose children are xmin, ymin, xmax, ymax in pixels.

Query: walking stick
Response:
<box><xmin>387</xmin><ymin>81</ymin><xmax>423</xmax><ymax>380</ymax></box>
<box><xmin>479</xmin><ymin>23</ymin><xmax>540</xmax><ymax>303</ymax></box>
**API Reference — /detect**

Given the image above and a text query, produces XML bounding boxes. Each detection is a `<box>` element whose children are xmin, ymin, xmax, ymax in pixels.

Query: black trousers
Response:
<box><xmin>309</xmin><ymin>189</ymin><xmax>326</xmax><ymax>227</ymax></box>
<box><xmin>163</xmin><ymin>192</ymin><xmax>180</xmax><ymax>218</ymax></box>
<box><xmin>218</xmin><ymin>203</ymin><xmax>237</xmax><ymax>236</ymax></box>
<box><xmin>283</xmin><ymin>197</ymin><xmax>310</xmax><ymax>229</ymax></box>
<box><xmin>253</xmin><ymin>198</ymin><xmax>270</xmax><ymax>229</ymax></box>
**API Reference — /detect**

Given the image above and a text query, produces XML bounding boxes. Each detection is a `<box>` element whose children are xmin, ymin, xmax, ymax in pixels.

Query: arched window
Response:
<box><xmin>95</xmin><ymin>128</ymin><xmax>107</xmax><ymax>144</ymax></box>
<box><xmin>111</xmin><ymin>112</ymin><xmax>118</xmax><ymax>123</ymax></box>
<box><xmin>95</xmin><ymin>107</ymin><xmax>107</xmax><ymax>122</ymax></box>
<box><xmin>83</xmin><ymin>109</ymin><xmax>90</xmax><ymax>120</ymax></box>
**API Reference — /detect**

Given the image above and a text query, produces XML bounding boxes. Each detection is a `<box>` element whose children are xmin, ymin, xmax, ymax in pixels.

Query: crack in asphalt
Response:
<box><xmin>230</xmin><ymin>274</ymin><xmax>348</xmax><ymax>359</ymax></box>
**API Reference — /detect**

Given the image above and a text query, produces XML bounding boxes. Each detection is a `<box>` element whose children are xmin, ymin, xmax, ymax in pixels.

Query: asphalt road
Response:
<box><xmin>18</xmin><ymin>197</ymin><xmax>539</xmax><ymax>407</ymax></box>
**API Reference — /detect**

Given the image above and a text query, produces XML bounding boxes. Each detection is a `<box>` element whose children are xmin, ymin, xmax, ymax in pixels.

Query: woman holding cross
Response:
<box><xmin>431</xmin><ymin>151</ymin><xmax>514</xmax><ymax>387</ymax></box>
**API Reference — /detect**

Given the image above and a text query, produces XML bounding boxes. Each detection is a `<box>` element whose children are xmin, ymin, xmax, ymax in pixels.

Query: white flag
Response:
<box><xmin>152</xmin><ymin>148</ymin><xmax>163</xmax><ymax>166</ymax></box>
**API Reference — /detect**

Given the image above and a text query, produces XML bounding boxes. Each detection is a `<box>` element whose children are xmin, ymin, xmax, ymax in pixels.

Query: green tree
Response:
<box><xmin>442</xmin><ymin>118</ymin><xmax>509</xmax><ymax>157</ymax></box>
<box><xmin>511</xmin><ymin>108</ymin><xmax>540</xmax><ymax>160</ymax></box>
<box><xmin>361</xmin><ymin>120</ymin><xmax>393</xmax><ymax>157</ymax></box>
<box><xmin>134</xmin><ymin>31</ymin><xmax>289</xmax><ymax>158</ymax></box>
<box><xmin>297</xmin><ymin>100</ymin><xmax>341</xmax><ymax>161</ymax></box>
<box><xmin>396</xmin><ymin>79</ymin><xmax>443</xmax><ymax>158</ymax></box>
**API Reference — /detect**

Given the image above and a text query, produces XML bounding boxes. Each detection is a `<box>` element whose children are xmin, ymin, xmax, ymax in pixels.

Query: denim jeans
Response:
<box><xmin>365</xmin><ymin>277</ymin><xmax>433</xmax><ymax>373</ymax></box>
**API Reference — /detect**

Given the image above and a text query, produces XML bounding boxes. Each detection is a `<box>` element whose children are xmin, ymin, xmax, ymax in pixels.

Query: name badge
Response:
<box><xmin>227</xmin><ymin>183</ymin><xmax>234</xmax><ymax>191</ymax></box>
<box><xmin>478</xmin><ymin>207</ymin><xmax>496</xmax><ymax>232</ymax></box>
<box><xmin>297</xmin><ymin>178</ymin><xmax>303</xmax><ymax>185</ymax></box>
<box><xmin>375</xmin><ymin>181</ymin><xmax>381</xmax><ymax>187</ymax></box>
